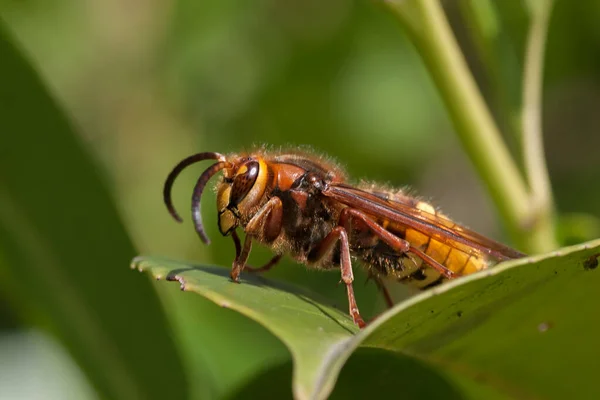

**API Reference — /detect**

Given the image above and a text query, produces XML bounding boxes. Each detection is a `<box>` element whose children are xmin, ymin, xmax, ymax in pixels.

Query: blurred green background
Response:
<box><xmin>1</xmin><ymin>0</ymin><xmax>599</xmax><ymax>398</ymax></box>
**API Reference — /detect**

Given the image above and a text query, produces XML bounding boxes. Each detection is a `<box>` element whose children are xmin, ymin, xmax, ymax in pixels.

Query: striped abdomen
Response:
<box><xmin>353</xmin><ymin>189</ymin><xmax>487</xmax><ymax>289</ymax></box>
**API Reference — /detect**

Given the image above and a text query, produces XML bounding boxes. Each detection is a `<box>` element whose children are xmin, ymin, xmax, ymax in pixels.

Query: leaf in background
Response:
<box><xmin>0</xmin><ymin>21</ymin><xmax>187</xmax><ymax>399</ymax></box>
<box><xmin>134</xmin><ymin>238</ymin><xmax>600</xmax><ymax>399</ymax></box>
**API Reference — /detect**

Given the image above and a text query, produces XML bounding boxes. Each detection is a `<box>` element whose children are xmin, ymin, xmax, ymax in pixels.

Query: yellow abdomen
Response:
<box><xmin>400</xmin><ymin>201</ymin><xmax>487</xmax><ymax>288</ymax></box>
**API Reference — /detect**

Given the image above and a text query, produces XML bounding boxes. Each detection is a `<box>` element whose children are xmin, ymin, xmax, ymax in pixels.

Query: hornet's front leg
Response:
<box><xmin>230</xmin><ymin>231</ymin><xmax>282</xmax><ymax>274</ymax></box>
<box><xmin>230</xmin><ymin>197</ymin><xmax>283</xmax><ymax>282</ymax></box>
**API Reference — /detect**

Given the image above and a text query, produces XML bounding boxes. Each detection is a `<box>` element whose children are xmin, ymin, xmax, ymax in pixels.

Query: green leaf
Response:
<box><xmin>355</xmin><ymin>239</ymin><xmax>600</xmax><ymax>399</ymax></box>
<box><xmin>0</xmin><ymin>21</ymin><xmax>187</xmax><ymax>399</ymax></box>
<box><xmin>131</xmin><ymin>258</ymin><xmax>358</xmax><ymax>399</ymax></box>
<box><xmin>133</xmin><ymin>238</ymin><xmax>600</xmax><ymax>399</ymax></box>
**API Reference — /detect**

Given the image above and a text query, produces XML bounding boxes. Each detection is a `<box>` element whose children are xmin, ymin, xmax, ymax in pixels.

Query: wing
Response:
<box><xmin>323</xmin><ymin>183</ymin><xmax>526</xmax><ymax>260</ymax></box>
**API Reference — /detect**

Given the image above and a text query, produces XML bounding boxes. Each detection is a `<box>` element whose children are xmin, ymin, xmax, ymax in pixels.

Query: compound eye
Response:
<box><xmin>229</xmin><ymin>160</ymin><xmax>260</xmax><ymax>207</ymax></box>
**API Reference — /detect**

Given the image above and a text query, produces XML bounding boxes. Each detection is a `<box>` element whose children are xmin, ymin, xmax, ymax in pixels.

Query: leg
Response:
<box><xmin>231</xmin><ymin>231</ymin><xmax>283</xmax><ymax>275</ymax></box>
<box><xmin>245</xmin><ymin>254</ymin><xmax>282</xmax><ymax>273</ymax></box>
<box><xmin>371</xmin><ymin>275</ymin><xmax>394</xmax><ymax>309</ymax></box>
<box><xmin>407</xmin><ymin>246</ymin><xmax>455</xmax><ymax>278</ymax></box>
<box><xmin>245</xmin><ymin>197</ymin><xmax>283</xmax><ymax>242</ymax></box>
<box><xmin>310</xmin><ymin>226</ymin><xmax>366</xmax><ymax>328</ymax></box>
<box><xmin>231</xmin><ymin>230</ymin><xmax>242</xmax><ymax>260</ymax></box>
<box><xmin>230</xmin><ymin>234</ymin><xmax>252</xmax><ymax>282</ymax></box>
<box><xmin>231</xmin><ymin>230</ymin><xmax>282</xmax><ymax>273</ymax></box>
<box><xmin>339</xmin><ymin>208</ymin><xmax>455</xmax><ymax>279</ymax></box>
<box><xmin>229</xmin><ymin>197</ymin><xmax>283</xmax><ymax>281</ymax></box>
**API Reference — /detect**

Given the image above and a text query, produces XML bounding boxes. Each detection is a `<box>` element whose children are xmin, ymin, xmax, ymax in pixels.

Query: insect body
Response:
<box><xmin>164</xmin><ymin>149</ymin><xmax>525</xmax><ymax>328</ymax></box>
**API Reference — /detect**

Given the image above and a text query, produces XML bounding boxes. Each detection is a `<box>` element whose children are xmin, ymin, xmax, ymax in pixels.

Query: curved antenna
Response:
<box><xmin>191</xmin><ymin>161</ymin><xmax>230</xmax><ymax>244</ymax></box>
<box><xmin>163</xmin><ymin>152</ymin><xmax>226</xmax><ymax>223</ymax></box>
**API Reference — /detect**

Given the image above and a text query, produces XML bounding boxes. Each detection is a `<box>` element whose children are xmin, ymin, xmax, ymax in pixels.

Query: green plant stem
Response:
<box><xmin>458</xmin><ymin>0</ymin><xmax>523</xmax><ymax>146</ymax></box>
<box><xmin>383</xmin><ymin>0</ymin><xmax>553</xmax><ymax>253</ymax></box>
<box><xmin>457</xmin><ymin>0</ymin><xmax>500</xmax><ymax>71</ymax></box>
<box><xmin>521</xmin><ymin>0</ymin><xmax>558</xmax><ymax>251</ymax></box>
